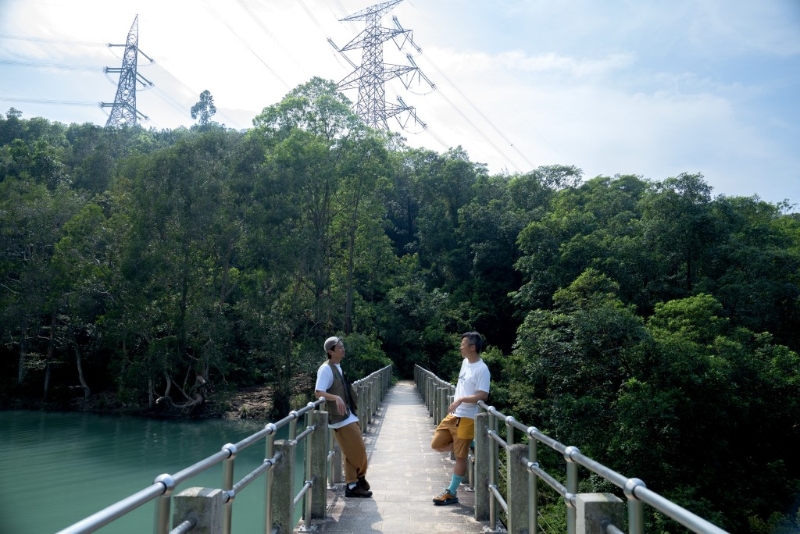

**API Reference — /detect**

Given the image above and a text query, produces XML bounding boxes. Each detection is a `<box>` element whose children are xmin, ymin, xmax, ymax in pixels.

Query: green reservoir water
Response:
<box><xmin>0</xmin><ymin>410</ymin><xmax>303</xmax><ymax>533</ymax></box>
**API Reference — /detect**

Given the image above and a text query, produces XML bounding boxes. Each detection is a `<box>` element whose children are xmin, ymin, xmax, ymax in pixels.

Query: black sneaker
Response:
<box><xmin>357</xmin><ymin>476</ymin><xmax>370</xmax><ymax>491</ymax></box>
<box><xmin>432</xmin><ymin>489</ymin><xmax>458</xmax><ymax>506</ymax></box>
<box><xmin>345</xmin><ymin>484</ymin><xmax>372</xmax><ymax>498</ymax></box>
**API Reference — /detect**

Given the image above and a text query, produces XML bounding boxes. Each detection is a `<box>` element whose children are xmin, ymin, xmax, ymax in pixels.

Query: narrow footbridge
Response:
<box><xmin>57</xmin><ymin>365</ymin><xmax>728</xmax><ymax>534</ymax></box>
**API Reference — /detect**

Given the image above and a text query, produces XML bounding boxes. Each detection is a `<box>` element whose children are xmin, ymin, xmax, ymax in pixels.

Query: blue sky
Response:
<box><xmin>1</xmin><ymin>0</ymin><xmax>798</xmax><ymax>207</ymax></box>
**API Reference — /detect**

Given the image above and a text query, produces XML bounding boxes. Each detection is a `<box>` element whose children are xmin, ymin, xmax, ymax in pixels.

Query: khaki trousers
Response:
<box><xmin>333</xmin><ymin>421</ymin><xmax>368</xmax><ymax>484</ymax></box>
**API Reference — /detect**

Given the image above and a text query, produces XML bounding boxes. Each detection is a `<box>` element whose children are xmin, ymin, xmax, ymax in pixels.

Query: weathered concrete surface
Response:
<box><xmin>301</xmin><ymin>380</ymin><xmax>489</xmax><ymax>533</ymax></box>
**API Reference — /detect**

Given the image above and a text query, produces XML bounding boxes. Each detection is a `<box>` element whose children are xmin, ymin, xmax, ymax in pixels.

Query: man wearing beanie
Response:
<box><xmin>315</xmin><ymin>336</ymin><xmax>372</xmax><ymax>498</ymax></box>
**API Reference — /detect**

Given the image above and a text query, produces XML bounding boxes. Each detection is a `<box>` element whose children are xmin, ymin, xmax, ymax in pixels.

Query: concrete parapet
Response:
<box><xmin>310</xmin><ymin>411</ymin><xmax>329</xmax><ymax>520</ymax></box>
<box><xmin>507</xmin><ymin>443</ymin><xmax>530</xmax><ymax>534</ymax></box>
<box><xmin>576</xmin><ymin>493</ymin><xmax>625</xmax><ymax>534</ymax></box>
<box><xmin>272</xmin><ymin>440</ymin><xmax>296</xmax><ymax>533</ymax></box>
<box><xmin>474</xmin><ymin>412</ymin><xmax>490</xmax><ymax>521</ymax></box>
<box><xmin>172</xmin><ymin>487</ymin><xmax>224</xmax><ymax>534</ymax></box>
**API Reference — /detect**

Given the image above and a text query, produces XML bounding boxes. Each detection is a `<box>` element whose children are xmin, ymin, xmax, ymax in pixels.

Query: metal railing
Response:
<box><xmin>57</xmin><ymin>364</ymin><xmax>393</xmax><ymax>534</ymax></box>
<box><xmin>414</xmin><ymin>365</ymin><xmax>729</xmax><ymax>534</ymax></box>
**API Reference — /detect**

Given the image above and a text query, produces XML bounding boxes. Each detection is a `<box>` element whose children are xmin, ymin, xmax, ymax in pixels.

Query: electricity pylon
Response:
<box><xmin>101</xmin><ymin>15</ymin><xmax>154</xmax><ymax>127</ymax></box>
<box><xmin>329</xmin><ymin>0</ymin><xmax>434</xmax><ymax>130</ymax></box>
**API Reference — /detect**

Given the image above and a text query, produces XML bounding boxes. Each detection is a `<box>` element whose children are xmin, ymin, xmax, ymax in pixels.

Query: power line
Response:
<box><xmin>436</xmin><ymin>88</ymin><xmax>521</xmax><ymax>172</ymax></box>
<box><xmin>148</xmin><ymin>64</ymin><xmax>246</xmax><ymax>129</ymax></box>
<box><xmin>420</xmin><ymin>55</ymin><xmax>531</xmax><ymax>171</ymax></box>
<box><xmin>235</xmin><ymin>0</ymin><xmax>305</xmax><ymax>77</ymax></box>
<box><xmin>0</xmin><ymin>59</ymin><xmax>100</xmax><ymax>71</ymax></box>
<box><xmin>0</xmin><ymin>96</ymin><xmax>99</xmax><ymax>107</ymax></box>
<box><xmin>0</xmin><ymin>33</ymin><xmax>104</xmax><ymax>47</ymax></box>
<box><xmin>202</xmin><ymin>0</ymin><xmax>290</xmax><ymax>90</ymax></box>
<box><xmin>294</xmin><ymin>0</ymin><xmax>361</xmax><ymax>72</ymax></box>
<box><xmin>405</xmin><ymin>0</ymin><xmax>559</xmax><ymax>170</ymax></box>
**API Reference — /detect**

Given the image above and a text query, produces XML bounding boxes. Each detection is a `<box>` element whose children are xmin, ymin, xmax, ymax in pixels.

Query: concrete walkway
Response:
<box><xmin>304</xmin><ymin>380</ymin><xmax>489</xmax><ymax>533</ymax></box>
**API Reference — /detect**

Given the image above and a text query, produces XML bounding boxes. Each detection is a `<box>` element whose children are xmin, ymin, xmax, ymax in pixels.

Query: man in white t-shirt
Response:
<box><xmin>315</xmin><ymin>336</ymin><xmax>372</xmax><ymax>498</ymax></box>
<box><xmin>430</xmin><ymin>331</ymin><xmax>490</xmax><ymax>506</ymax></box>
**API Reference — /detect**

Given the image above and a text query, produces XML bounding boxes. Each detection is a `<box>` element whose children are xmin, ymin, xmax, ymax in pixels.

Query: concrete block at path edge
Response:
<box><xmin>576</xmin><ymin>493</ymin><xmax>625</xmax><ymax>534</ymax></box>
<box><xmin>172</xmin><ymin>487</ymin><xmax>224</xmax><ymax>534</ymax></box>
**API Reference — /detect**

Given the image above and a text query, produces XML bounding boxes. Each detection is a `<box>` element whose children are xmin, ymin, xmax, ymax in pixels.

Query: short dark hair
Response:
<box><xmin>461</xmin><ymin>331</ymin><xmax>483</xmax><ymax>354</ymax></box>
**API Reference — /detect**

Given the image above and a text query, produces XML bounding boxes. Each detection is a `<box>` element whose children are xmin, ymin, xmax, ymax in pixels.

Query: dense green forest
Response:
<box><xmin>1</xmin><ymin>78</ymin><xmax>799</xmax><ymax>532</ymax></box>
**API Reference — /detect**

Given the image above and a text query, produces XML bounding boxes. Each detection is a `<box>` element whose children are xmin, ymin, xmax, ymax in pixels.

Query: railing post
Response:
<box><xmin>565</xmin><ymin>446</ymin><xmax>580</xmax><ymax>534</ymax></box>
<box><xmin>427</xmin><ymin>378</ymin><xmax>434</xmax><ymax>417</ymax></box>
<box><xmin>153</xmin><ymin>474</ymin><xmax>175</xmax><ymax>534</ymax></box>
<box><xmin>221</xmin><ymin>444</ymin><xmax>236</xmax><ymax>534</ymax></box>
<box><xmin>433</xmin><ymin>385</ymin><xmax>440</xmax><ymax>427</ymax></box>
<box><xmin>263</xmin><ymin>426</ymin><xmax>276</xmax><ymax>534</ymax></box>
<box><xmin>507</xmin><ymin>443</ymin><xmax>530</xmax><ymax>534</ymax></box>
<box><xmin>624</xmin><ymin>478</ymin><xmax>646</xmax><ymax>534</ymax></box>
<box><xmin>172</xmin><ymin>487</ymin><xmax>224</xmax><ymax>533</ymax></box>
<box><xmin>433</xmin><ymin>384</ymin><xmax>440</xmax><ymax>423</ymax></box>
<box><xmin>357</xmin><ymin>384</ymin><xmax>366</xmax><ymax>433</ymax></box>
<box><xmin>438</xmin><ymin>385</ymin><xmax>448</xmax><ymax>427</ymax></box>
<box><xmin>488</xmin><ymin>409</ymin><xmax>498</xmax><ymax>531</ymax></box>
<box><xmin>332</xmin><ymin>440</ymin><xmax>344</xmax><ymax>485</ymax></box>
<box><xmin>302</xmin><ymin>409</ymin><xmax>314</xmax><ymax>532</ymax></box>
<box><xmin>310</xmin><ymin>410</ymin><xmax>329</xmax><ymax>520</ymax></box>
<box><xmin>474</xmin><ymin>412</ymin><xmax>490</xmax><ymax>521</ymax></box>
<box><xmin>271</xmin><ymin>440</ymin><xmax>296</xmax><ymax>534</ymax></box>
<box><xmin>528</xmin><ymin>428</ymin><xmax>539</xmax><ymax>534</ymax></box>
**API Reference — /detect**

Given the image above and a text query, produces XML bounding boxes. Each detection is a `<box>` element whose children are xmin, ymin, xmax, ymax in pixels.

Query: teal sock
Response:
<box><xmin>447</xmin><ymin>475</ymin><xmax>463</xmax><ymax>495</ymax></box>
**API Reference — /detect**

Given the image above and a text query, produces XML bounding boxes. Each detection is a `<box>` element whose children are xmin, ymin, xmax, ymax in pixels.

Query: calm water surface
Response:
<box><xmin>0</xmin><ymin>410</ymin><xmax>301</xmax><ymax>533</ymax></box>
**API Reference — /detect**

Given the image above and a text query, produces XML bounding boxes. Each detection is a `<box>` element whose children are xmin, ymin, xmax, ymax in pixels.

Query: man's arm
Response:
<box><xmin>315</xmin><ymin>389</ymin><xmax>348</xmax><ymax>415</ymax></box>
<box><xmin>448</xmin><ymin>390</ymin><xmax>489</xmax><ymax>413</ymax></box>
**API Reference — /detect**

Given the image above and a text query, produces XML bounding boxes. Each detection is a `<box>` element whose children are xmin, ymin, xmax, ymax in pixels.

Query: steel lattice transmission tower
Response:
<box><xmin>101</xmin><ymin>15</ymin><xmax>154</xmax><ymax>127</ymax></box>
<box><xmin>329</xmin><ymin>0</ymin><xmax>434</xmax><ymax>130</ymax></box>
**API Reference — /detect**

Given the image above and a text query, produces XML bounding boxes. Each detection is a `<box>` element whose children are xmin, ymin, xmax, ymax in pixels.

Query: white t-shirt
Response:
<box><xmin>315</xmin><ymin>362</ymin><xmax>359</xmax><ymax>430</ymax></box>
<box><xmin>453</xmin><ymin>358</ymin><xmax>491</xmax><ymax>419</ymax></box>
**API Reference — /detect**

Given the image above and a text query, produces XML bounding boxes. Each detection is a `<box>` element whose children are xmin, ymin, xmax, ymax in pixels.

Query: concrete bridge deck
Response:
<box><xmin>305</xmin><ymin>380</ymin><xmax>489</xmax><ymax>533</ymax></box>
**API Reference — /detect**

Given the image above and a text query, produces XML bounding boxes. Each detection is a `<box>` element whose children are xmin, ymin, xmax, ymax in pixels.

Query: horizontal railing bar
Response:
<box><xmin>229</xmin><ymin>454</ymin><xmax>281</xmax><ymax>499</ymax></box>
<box><xmin>605</xmin><ymin>522</ymin><xmax>625</xmax><ymax>534</ymax></box>
<box><xmin>172</xmin><ymin>449</ymin><xmax>231</xmax><ymax>486</ymax></box>
<box><xmin>488</xmin><ymin>430</ymin><xmax>508</xmax><ymax>449</ymax></box>
<box><xmin>55</xmin><ymin>482</ymin><xmax>166</xmax><ymax>534</ymax></box>
<box><xmin>293</xmin><ymin>481</ymin><xmax>312</xmax><ymax>507</ymax></box>
<box><xmin>569</xmin><ymin>450</ymin><xmax>628</xmax><ymax>488</ymax></box>
<box><xmin>272</xmin><ymin>399</ymin><xmax>323</xmax><ymax>431</ymax></box>
<box><xmin>488</xmin><ymin>484</ymin><xmax>509</xmax><ymax>514</ymax></box>
<box><xmin>169</xmin><ymin>516</ymin><xmax>196</xmax><ymax>534</ymax></box>
<box><xmin>634</xmin><ymin>486</ymin><xmax>728</xmax><ymax>534</ymax></box>
<box><xmin>353</xmin><ymin>364</ymin><xmax>392</xmax><ymax>386</ymax></box>
<box><xmin>233</xmin><ymin>422</ymin><xmax>278</xmax><ymax>451</ymax></box>
<box><xmin>526</xmin><ymin>425</ymin><xmax>566</xmax><ymax>454</ymax></box>
<box><xmin>524</xmin><ymin>458</ymin><xmax>567</xmax><ymax>496</ymax></box>
<box><xmin>294</xmin><ymin>425</ymin><xmax>315</xmax><ymax>442</ymax></box>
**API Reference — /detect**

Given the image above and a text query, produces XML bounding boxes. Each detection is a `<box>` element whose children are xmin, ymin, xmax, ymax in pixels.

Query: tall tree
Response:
<box><xmin>191</xmin><ymin>90</ymin><xmax>217</xmax><ymax>126</ymax></box>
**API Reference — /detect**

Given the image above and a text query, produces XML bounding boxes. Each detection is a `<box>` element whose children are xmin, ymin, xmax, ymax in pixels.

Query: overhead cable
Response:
<box><xmin>0</xmin><ymin>59</ymin><xmax>99</xmax><ymax>71</ymax></box>
<box><xmin>0</xmin><ymin>96</ymin><xmax>99</xmax><ymax>107</ymax></box>
<box><xmin>406</xmin><ymin>0</ymin><xmax>551</xmax><ymax>170</ymax></box>
<box><xmin>0</xmin><ymin>33</ymin><xmax>104</xmax><ymax>47</ymax></box>
<box><xmin>202</xmin><ymin>0</ymin><xmax>290</xmax><ymax>90</ymax></box>
<box><xmin>235</xmin><ymin>0</ymin><xmax>306</xmax><ymax>78</ymax></box>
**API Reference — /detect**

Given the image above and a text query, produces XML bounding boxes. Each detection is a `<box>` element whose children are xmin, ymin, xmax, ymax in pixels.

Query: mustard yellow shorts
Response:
<box><xmin>431</xmin><ymin>413</ymin><xmax>475</xmax><ymax>459</ymax></box>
